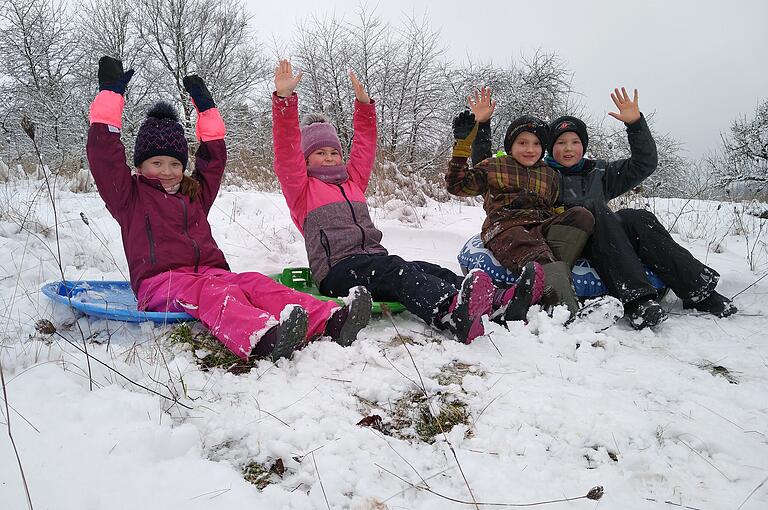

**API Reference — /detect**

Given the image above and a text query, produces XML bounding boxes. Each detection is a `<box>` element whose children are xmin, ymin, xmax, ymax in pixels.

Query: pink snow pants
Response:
<box><xmin>137</xmin><ymin>266</ymin><xmax>339</xmax><ymax>360</ymax></box>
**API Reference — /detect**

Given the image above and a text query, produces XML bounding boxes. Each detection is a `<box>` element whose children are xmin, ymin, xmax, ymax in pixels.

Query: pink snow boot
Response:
<box><xmin>441</xmin><ymin>270</ymin><xmax>495</xmax><ymax>344</ymax></box>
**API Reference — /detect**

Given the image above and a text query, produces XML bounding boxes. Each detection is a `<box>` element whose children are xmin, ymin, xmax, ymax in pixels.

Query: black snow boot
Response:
<box><xmin>683</xmin><ymin>291</ymin><xmax>737</xmax><ymax>318</ymax></box>
<box><xmin>540</xmin><ymin>261</ymin><xmax>580</xmax><ymax>318</ymax></box>
<box><xmin>252</xmin><ymin>305</ymin><xmax>309</xmax><ymax>362</ymax></box>
<box><xmin>324</xmin><ymin>286</ymin><xmax>373</xmax><ymax>347</ymax></box>
<box><xmin>626</xmin><ymin>298</ymin><xmax>667</xmax><ymax>330</ymax></box>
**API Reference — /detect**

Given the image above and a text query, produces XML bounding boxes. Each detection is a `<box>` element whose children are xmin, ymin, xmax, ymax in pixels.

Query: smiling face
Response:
<box><xmin>307</xmin><ymin>147</ymin><xmax>343</xmax><ymax>167</ymax></box>
<box><xmin>136</xmin><ymin>155</ymin><xmax>184</xmax><ymax>190</ymax></box>
<box><xmin>552</xmin><ymin>131</ymin><xmax>584</xmax><ymax>168</ymax></box>
<box><xmin>509</xmin><ymin>131</ymin><xmax>543</xmax><ymax>167</ymax></box>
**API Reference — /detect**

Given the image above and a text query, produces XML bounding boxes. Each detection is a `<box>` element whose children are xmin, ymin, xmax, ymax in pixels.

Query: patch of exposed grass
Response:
<box><xmin>696</xmin><ymin>360</ymin><xmax>740</xmax><ymax>384</ymax></box>
<box><xmin>390</xmin><ymin>391</ymin><xmax>470</xmax><ymax>443</ymax></box>
<box><xmin>169</xmin><ymin>323</ymin><xmax>251</xmax><ymax>374</ymax></box>
<box><xmin>437</xmin><ymin>360</ymin><xmax>483</xmax><ymax>386</ymax></box>
<box><xmin>243</xmin><ymin>459</ymin><xmax>286</xmax><ymax>489</ymax></box>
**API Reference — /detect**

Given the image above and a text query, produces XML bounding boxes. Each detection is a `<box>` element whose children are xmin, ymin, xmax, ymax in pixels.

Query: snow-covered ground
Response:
<box><xmin>1</xmin><ymin>179</ymin><xmax>767</xmax><ymax>509</ymax></box>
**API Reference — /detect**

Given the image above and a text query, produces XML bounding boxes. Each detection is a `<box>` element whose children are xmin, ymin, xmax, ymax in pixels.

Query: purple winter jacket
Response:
<box><xmin>86</xmin><ymin>123</ymin><xmax>229</xmax><ymax>296</ymax></box>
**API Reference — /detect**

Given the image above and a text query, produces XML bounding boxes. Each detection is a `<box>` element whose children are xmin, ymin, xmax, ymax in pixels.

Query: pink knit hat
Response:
<box><xmin>301</xmin><ymin>113</ymin><xmax>342</xmax><ymax>159</ymax></box>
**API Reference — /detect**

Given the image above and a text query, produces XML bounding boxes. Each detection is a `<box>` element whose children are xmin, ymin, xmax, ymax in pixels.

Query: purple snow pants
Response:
<box><xmin>138</xmin><ymin>266</ymin><xmax>339</xmax><ymax>360</ymax></box>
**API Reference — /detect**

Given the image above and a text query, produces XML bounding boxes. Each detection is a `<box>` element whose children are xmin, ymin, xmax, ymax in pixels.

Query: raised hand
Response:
<box><xmin>98</xmin><ymin>56</ymin><xmax>134</xmax><ymax>95</ymax></box>
<box><xmin>468</xmin><ymin>87</ymin><xmax>496</xmax><ymax>123</ymax></box>
<box><xmin>348</xmin><ymin>70</ymin><xmax>370</xmax><ymax>104</ymax></box>
<box><xmin>183</xmin><ymin>75</ymin><xmax>216</xmax><ymax>112</ymax></box>
<box><xmin>608</xmin><ymin>87</ymin><xmax>641</xmax><ymax>124</ymax></box>
<box><xmin>274</xmin><ymin>59</ymin><xmax>303</xmax><ymax>98</ymax></box>
<box><xmin>453</xmin><ymin>110</ymin><xmax>476</xmax><ymax>140</ymax></box>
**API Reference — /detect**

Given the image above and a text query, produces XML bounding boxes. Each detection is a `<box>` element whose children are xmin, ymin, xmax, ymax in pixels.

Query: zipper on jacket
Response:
<box><xmin>144</xmin><ymin>215</ymin><xmax>157</xmax><ymax>264</ymax></box>
<box><xmin>319</xmin><ymin>229</ymin><xmax>332</xmax><ymax>267</ymax></box>
<box><xmin>179</xmin><ymin>198</ymin><xmax>201</xmax><ymax>272</ymax></box>
<box><xmin>336</xmin><ymin>184</ymin><xmax>368</xmax><ymax>252</ymax></box>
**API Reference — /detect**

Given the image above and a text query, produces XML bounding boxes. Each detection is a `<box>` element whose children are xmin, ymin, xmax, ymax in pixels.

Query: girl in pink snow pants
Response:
<box><xmin>86</xmin><ymin>56</ymin><xmax>371</xmax><ymax>362</ymax></box>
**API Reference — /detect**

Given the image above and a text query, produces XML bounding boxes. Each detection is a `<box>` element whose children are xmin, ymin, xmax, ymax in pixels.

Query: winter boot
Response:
<box><xmin>573</xmin><ymin>296</ymin><xmax>624</xmax><ymax>332</ymax></box>
<box><xmin>626</xmin><ymin>298</ymin><xmax>667</xmax><ymax>330</ymax></box>
<box><xmin>683</xmin><ymin>291</ymin><xmax>737</xmax><ymax>318</ymax></box>
<box><xmin>324</xmin><ymin>286</ymin><xmax>373</xmax><ymax>346</ymax></box>
<box><xmin>252</xmin><ymin>305</ymin><xmax>309</xmax><ymax>362</ymax></box>
<box><xmin>489</xmin><ymin>262</ymin><xmax>545</xmax><ymax>326</ymax></box>
<box><xmin>540</xmin><ymin>261</ymin><xmax>580</xmax><ymax>318</ymax></box>
<box><xmin>682</xmin><ymin>266</ymin><xmax>720</xmax><ymax>304</ymax></box>
<box><xmin>440</xmin><ymin>270</ymin><xmax>495</xmax><ymax>344</ymax></box>
<box><xmin>545</xmin><ymin>224</ymin><xmax>590</xmax><ymax>267</ymax></box>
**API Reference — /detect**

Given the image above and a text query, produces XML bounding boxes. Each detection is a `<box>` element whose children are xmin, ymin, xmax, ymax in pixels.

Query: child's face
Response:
<box><xmin>137</xmin><ymin>156</ymin><xmax>184</xmax><ymax>190</ymax></box>
<box><xmin>307</xmin><ymin>147</ymin><xmax>342</xmax><ymax>167</ymax></box>
<box><xmin>552</xmin><ymin>132</ymin><xmax>584</xmax><ymax>168</ymax></box>
<box><xmin>510</xmin><ymin>132</ymin><xmax>542</xmax><ymax>167</ymax></box>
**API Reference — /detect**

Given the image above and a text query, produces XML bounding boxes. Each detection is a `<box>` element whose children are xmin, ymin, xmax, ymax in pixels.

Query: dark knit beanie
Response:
<box><xmin>503</xmin><ymin>115</ymin><xmax>550</xmax><ymax>159</ymax></box>
<box><xmin>548</xmin><ymin>116</ymin><xmax>588</xmax><ymax>155</ymax></box>
<box><xmin>133</xmin><ymin>102</ymin><xmax>189</xmax><ymax>170</ymax></box>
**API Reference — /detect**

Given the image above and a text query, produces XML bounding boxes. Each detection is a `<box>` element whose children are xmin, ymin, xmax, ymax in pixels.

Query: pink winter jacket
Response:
<box><xmin>272</xmin><ymin>92</ymin><xmax>387</xmax><ymax>285</ymax></box>
<box><xmin>87</xmin><ymin>91</ymin><xmax>229</xmax><ymax>295</ymax></box>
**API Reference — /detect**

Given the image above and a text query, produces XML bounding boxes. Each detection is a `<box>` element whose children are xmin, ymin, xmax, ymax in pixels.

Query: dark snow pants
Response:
<box><xmin>585</xmin><ymin>204</ymin><xmax>716</xmax><ymax>303</ymax></box>
<box><xmin>484</xmin><ymin>206</ymin><xmax>594</xmax><ymax>273</ymax></box>
<box><xmin>319</xmin><ymin>254</ymin><xmax>464</xmax><ymax>325</ymax></box>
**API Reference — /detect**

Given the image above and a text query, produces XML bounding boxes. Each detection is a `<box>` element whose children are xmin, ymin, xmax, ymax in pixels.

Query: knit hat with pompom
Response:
<box><xmin>300</xmin><ymin>113</ymin><xmax>342</xmax><ymax>159</ymax></box>
<box><xmin>133</xmin><ymin>101</ymin><xmax>189</xmax><ymax>169</ymax></box>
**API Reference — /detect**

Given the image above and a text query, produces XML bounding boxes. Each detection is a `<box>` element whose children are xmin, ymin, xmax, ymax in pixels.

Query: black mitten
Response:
<box><xmin>182</xmin><ymin>75</ymin><xmax>216</xmax><ymax>112</ymax></box>
<box><xmin>98</xmin><ymin>56</ymin><xmax>134</xmax><ymax>95</ymax></box>
<box><xmin>452</xmin><ymin>110</ymin><xmax>479</xmax><ymax>158</ymax></box>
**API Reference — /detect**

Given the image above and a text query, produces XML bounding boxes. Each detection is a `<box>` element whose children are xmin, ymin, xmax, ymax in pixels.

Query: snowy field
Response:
<box><xmin>1</xmin><ymin>179</ymin><xmax>767</xmax><ymax>509</ymax></box>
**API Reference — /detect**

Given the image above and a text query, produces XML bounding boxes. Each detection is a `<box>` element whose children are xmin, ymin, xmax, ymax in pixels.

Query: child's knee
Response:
<box><xmin>564</xmin><ymin>206</ymin><xmax>595</xmax><ymax>232</ymax></box>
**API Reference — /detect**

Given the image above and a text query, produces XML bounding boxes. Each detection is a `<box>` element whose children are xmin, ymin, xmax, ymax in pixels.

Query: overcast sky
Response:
<box><xmin>245</xmin><ymin>0</ymin><xmax>767</xmax><ymax>158</ymax></box>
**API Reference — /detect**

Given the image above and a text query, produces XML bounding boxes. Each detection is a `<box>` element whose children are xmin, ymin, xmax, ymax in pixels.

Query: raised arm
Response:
<box><xmin>183</xmin><ymin>75</ymin><xmax>227</xmax><ymax>213</ymax></box>
<box><xmin>602</xmin><ymin>88</ymin><xmax>658</xmax><ymax>200</ymax></box>
<box><xmin>86</xmin><ymin>56</ymin><xmax>136</xmax><ymax>220</ymax></box>
<box><xmin>346</xmin><ymin>70</ymin><xmax>377</xmax><ymax>189</ymax></box>
<box><xmin>446</xmin><ymin>103</ymin><xmax>491</xmax><ymax>196</ymax></box>
<box><xmin>272</xmin><ymin>60</ymin><xmax>309</xmax><ymax>217</ymax></box>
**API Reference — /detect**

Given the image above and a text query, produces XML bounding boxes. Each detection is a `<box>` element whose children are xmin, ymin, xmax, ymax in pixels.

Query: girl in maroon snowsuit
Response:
<box><xmin>86</xmin><ymin>56</ymin><xmax>371</xmax><ymax>362</ymax></box>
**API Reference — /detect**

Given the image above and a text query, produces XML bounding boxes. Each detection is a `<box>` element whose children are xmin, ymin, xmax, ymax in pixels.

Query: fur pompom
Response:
<box><xmin>301</xmin><ymin>112</ymin><xmax>331</xmax><ymax>128</ymax></box>
<box><xmin>147</xmin><ymin>101</ymin><xmax>180</xmax><ymax>122</ymax></box>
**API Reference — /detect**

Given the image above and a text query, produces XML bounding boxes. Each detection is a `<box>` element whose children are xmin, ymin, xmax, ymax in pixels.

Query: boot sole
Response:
<box><xmin>453</xmin><ymin>271</ymin><xmax>493</xmax><ymax>344</ymax></box>
<box><xmin>334</xmin><ymin>287</ymin><xmax>372</xmax><ymax>347</ymax></box>
<box><xmin>270</xmin><ymin>306</ymin><xmax>309</xmax><ymax>361</ymax></box>
<box><xmin>503</xmin><ymin>263</ymin><xmax>537</xmax><ymax>323</ymax></box>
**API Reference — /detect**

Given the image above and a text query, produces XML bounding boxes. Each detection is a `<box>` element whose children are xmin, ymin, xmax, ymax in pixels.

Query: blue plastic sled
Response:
<box><xmin>458</xmin><ymin>233</ymin><xmax>665</xmax><ymax>298</ymax></box>
<box><xmin>41</xmin><ymin>280</ymin><xmax>195</xmax><ymax>324</ymax></box>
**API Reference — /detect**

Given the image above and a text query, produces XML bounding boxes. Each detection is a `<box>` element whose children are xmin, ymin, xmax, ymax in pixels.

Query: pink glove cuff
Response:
<box><xmin>89</xmin><ymin>91</ymin><xmax>124</xmax><ymax>129</ymax></box>
<box><xmin>195</xmin><ymin>108</ymin><xmax>226</xmax><ymax>142</ymax></box>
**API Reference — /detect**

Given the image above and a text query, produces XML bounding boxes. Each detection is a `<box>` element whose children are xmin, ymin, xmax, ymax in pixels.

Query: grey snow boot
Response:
<box><xmin>540</xmin><ymin>261</ymin><xmax>580</xmax><ymax>318</ymax></box>
<box><xmin>324</xmin><ymin>286</ymin><xmax>373</xmax><ymax>347</ymax></box>
<box><xmin>251</xmin><ymin>305</ymin><xmax>309</xmax><ymax>362</ymax></box>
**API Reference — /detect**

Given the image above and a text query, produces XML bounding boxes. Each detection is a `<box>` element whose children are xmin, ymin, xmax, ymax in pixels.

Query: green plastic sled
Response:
<box><xmin>271</xmin><ymin>267</ymin><xmax>406</xmax><ymax>315</ymax></box>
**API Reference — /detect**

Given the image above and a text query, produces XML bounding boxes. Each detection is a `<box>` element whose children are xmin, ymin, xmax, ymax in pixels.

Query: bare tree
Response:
<box><xmin>0</xmin><ymin>0</ymin><xmax>85</xmax><ymax>168</ymax></box>
<box><xmin>719</xmin><ymin>99</ymin><xmax>768</xmax><ymax>192</ymax></box>
<box><xmin>134</xmin><ymin>0</ymin><xmax>268</xmax><ymax>143</ymax></box>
